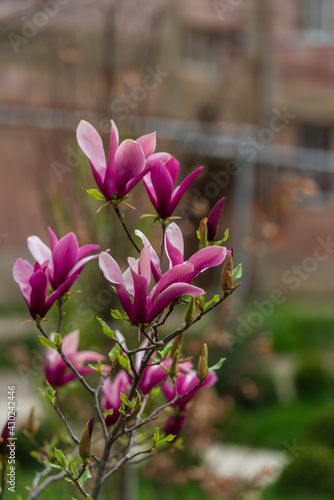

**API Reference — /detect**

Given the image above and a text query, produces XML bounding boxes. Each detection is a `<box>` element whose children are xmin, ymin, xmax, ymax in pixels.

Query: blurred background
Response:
<box><xmin>2</xmin><ymin>0</ymin><xmax>334</xmax><ymax>499</ymax></box>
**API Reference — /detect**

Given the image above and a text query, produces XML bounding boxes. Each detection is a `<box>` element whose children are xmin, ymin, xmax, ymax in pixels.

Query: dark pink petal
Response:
<box><xmin>139</xmin><ymin>358</ymin><xmax>171</xmax><ymax>394</ymax></box>
<box><xmin>170</xmin><ymin>166</ymin><xmax>204</xmax><ymax>213</ymax></box>
<box><xmin>104</xmin><ymin>120</ymin><xmax>119</xmax><ymax>198</ymax></box>
<box><xmin>184</xmin><ymin>246</ymin><xmax>227</xmax><ymax>283</ymax></box>
<box><xmin>13</xmin><ymin>258</ymin><xmax>34</xmax><ymax>305</ymax></box>
<box><xmin>207</xmin><ymin>197</ymin><xmax>225</xmax><ymax>241</ymax></box>
<box><xmin>77</xmin><ymin>244</ymin><xmax>100</xmax><ymax>261</ymax></box>
<box><xmin>142</xmin><ymin>172</ymin><xmax>159</xmax><ymax>211</ymax></box>
<box><xmin>74</xmin><ymin>351</ymin><xmax>105</xmax><ymax>364</ymax></box>
<box><xmin>130</xmin><ymin>269</ymin><xmax>149</xmax><ymax>323</ymax></box>
<box><xmin>148</xmin><ymin>283</ymin><xmax>204</xmax><ymax>323</ymax></box>
<box><xmin>29</xmin><ymin>269</ymin><xmax>49</xmax><ymax>318</ymax></box>
<box><xmin>27</xmin><ymin>236</ymin><xmax>52</xmax><ymax>265</ymax></box>
<box><xmin>48</xmin><ymin>227</ymin><xmax>58</xmax><ymax>252</ymax></box>
<box><xmin>136</xmin><ymin>131</ymin><xmax>156</xmax><ymax>158</ymax></box>
<box><xmin>46</xmin><ymin>274</ymin><xmax>78</xmax><ymax>311</ymax></box>
<box><xmin>149</xmin><ymin>160</ymin><xmax>174</xmax><ymax>218</ymax></box>
<box><xmin>52</xmin><ymin>233</ymin><xmax>79</xmax><ymax>289</ymax></box>
<box><xmin>113</xmin><ymin>139</ymin><xmax>146</xmax><ymax>198</ymax></box>
<box><xmin>124</xmin><ymin>162</ymin><xmax>152</xmax><ymax>195</ymax></box>
<box><xmin>165</xmin><ymin>156</ymin><xmax>180</xmax><ymax>184</ymax></box>
<box><xmin>148</xmin><ymin>262</ymin><xmax>194</xmax><ymax>302</ymax></box>
<box><xmin>165</xmin><ymin>223</ymin><xmax>184</xmax><ymax>267</ymax></box>
<box><xmin>76</xmin><ymin>120</ymin><xmax>106</xmax><ymax>191</ymax></box>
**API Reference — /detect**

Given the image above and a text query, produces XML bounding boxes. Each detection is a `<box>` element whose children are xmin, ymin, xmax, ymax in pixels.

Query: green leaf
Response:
<box><xmin>232</xmin><ymin>263</ymin><xmax>242</xmax><ymax>282</ymax></box>
<box><xmin>78</xmin><ymin>467</ymin><xmax>91</xmax><ymax>487</ymax></box>
<box><xmin>43</xmin><ymin>460</ymin><xmax>65</xmax><ymax>471</ymax></box>
<box><xmin>117</xmin><ymin>353</ymin><xmax>130</xmax><ymax>373</ymax></box>
<box><xmin>54</xmin><ymin>448</ymin><xmax>67</xmax><ymax>469</ymax></box>
<box><xmin>87</xmin><ymin>189</ymin><xmax>105</xmax><ymax>201</ymax></box>
<box><xmin>39</xmin><ymin>336</ymin><xmax>56</xmax><ymax>350</ymax></box>
<box><xmin>70</xmin><ymin>463</ymin><xmax>79</xmax><ymax>477</ymax></box>
<box><xmin>104</xmin><ymin>408</ymin><xmax>114</xmax><ymax>418</ymax></box>
<box><xmin>204</xmin><ymin>294</ymin><xmax>220</xmax><ymax>310</ymax></box>
<box><xmin>179</xmin><ymin>295</ymin><xmax>193</xmax><ymax>304</ymax></box>
<box><xmin>214</xmin><ymin>228</ymin><xmax>229</xmax><ymax>245</ymax></box>
<box><xmin>111</xmin><ymin>309</ymin><xmax>131</xmax><ymax>322</ymax></box>
<box><xmin>157</xmin><ymin>342</ymin><xmax>172</xmax><ymax>360</ymax></box>
<box><xmin>88</xmin><ymin>360</ymin><xmax>103</xmax><ymax>374</ymax></box>
<box><xmin>150</xmin><ymin>387</ymin><xmax>160</xmax><ymax>399</ymax></box>
<box><xmin>97</xmin><ymin>317</ymin><xmax>115</xmax><ymax>339</ymax></box>
<box><xmin>53</xmin><ymin>334</ymin><xmax>62</xmax><ymax>348</ymax></box>
<box><xmin>209</xmin><ymin>358</ymin><xmax>226</xmax><ymax>373</ymax></box>
<box><xmin>108</xmin><ymin>344</ymin><xmax>120</xmax><ymax>363</ymax></box>
<box><xmin>120</xmin><ymin>393</ymin><xmax>134</xmax><ymax>411</ymax></box>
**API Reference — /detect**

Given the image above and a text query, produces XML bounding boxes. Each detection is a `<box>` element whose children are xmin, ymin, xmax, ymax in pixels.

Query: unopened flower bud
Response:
<box><xmin>221</xmin><ymin>253</ymin><xmax>233</xmax><ymax>291</ymax></box>
<box><xmin>170</xmin><ymin>349</ymin><xmax>179</xmax><ymax>381</ymax></box>
<box><xmin>207</xmin><ymin>197</ymin><xmax>225</xmax><ymax>241</ymax></box>
<box><xmin>197</xmin><ymin>343</ymin><xmax>208</xmax><ymax>382</ymax></box>
<box><xmin>184</xmin><ymin>297</ymin><xmax>196</xmax><ymax>325</ymax></box>
<box><xmin>197</xmin><ymin>218</ymin><xmax>208</xmax><ymax>249</ymax></box>
<box><xmin>134</xmin><ymin>390</ymin><xmax>142</xmax><ymax>414</ymax></box>
<box><xmin>23</xmin><ymin>407</ymin><xmax>39</xmax><ymax>436</ymax></box>
<box><xmin>170</xmin><ymin>332</ymin><xmax>184</xmax><ymax>359</ymax></box>
<box><xmin>79</xmin><ymin>418</ymin><xmax>94</xmax><ymax>461</ymax></box>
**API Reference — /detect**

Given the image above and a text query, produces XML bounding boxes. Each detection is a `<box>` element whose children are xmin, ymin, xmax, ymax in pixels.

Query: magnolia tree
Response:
<box><xmin>4</xmin><ymin>120</ymin><xmax>241</xmax><ymax>499</ymax></box>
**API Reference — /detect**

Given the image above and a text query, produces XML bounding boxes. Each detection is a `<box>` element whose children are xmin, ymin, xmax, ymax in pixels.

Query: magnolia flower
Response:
<box><xmin>99</xmin><ymin>246</ymin><xmax>204</xmax><ymax>324</ymax></box>
<box><xmin>27</xmin><ymin>227</ymin><xmax>100</xmax><ymax>291</ymax></box>
<box><xmin>207</xmin><ymin>197</ymin><xmax>226</xmax><ymax>242</ymax></box>
<box><xmin>161</xmin><ymin>359</ymin><xmax>218</xmax><ymax>438</ymax></box>
<box><xmin>136</xmin><ymin>222</ymin><xmax>228</xmax><ymax>284</ymax></box>
<box><xmin>101</xmin><ymin>371</ymin><xmax>132</xmax><ymax>426</ymax></box>
<box><xmin>143</xmin><ymin>156</ymin><xmax>204</xmax><ymax>219</ymax></box>
<box><xmin>44</xmin><ymin>330</ymin><xmax>104</xmax><ymax>386</ymax></box>
<box><xmin>13</xmin><ymin>260</ymin><xmax>73</xmax><ymax>319</ymax></box>
<box><xmin>77</xmin><ymin>120</ymin><xmax>156</xmax><ymax>200</ymax></box>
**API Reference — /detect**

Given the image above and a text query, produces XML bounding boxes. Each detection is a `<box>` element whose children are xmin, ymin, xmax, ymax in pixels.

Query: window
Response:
<box><xmin>299</xmin><ymin>124</ymin><xmax>332</xmax><ymax>201</ymax></box>
<box><xmin>301</xmin><ymin>0</ymin><xmax>332</xmax><ymax>34</ymax></box>
<box><xmin>182</xmin><ymin>30</ymin><xmax>223</xmax><ymax>73</ymax></box>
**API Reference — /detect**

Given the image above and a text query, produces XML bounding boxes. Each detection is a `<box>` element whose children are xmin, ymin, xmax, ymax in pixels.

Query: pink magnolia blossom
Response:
<box><xmin>143</xmin><ymin>155</ymin><xmax>204</xmax><ymax>219</ymax></box>
<box><xmin>99</xmin><ymin>246</ymin><xmax>204</xmax><ymax>324</ymax></box>
<box><xmin>77</xmin><ymin>120</ymin><xmax>156</xmax><ymax>200</ymax></box>
<box><xmin>136</xmin><ymin>222</ymin><xmax>229</xmax><ymax>284</ymax></box>
<box><xmin>101</xmin><ymin>371</ymin><xmax>132</xmax><ymax>426</ymax></box>
<box><xmin>13</xmin><ymin>260</ymin><xmax>73</xmax><ymax>319</ymax></box>
<box><xmin>27</xmin><ymin>227</ymin><xmax>100</xmax><ymax>291</ymax></box>
<box><xmin>44</xmin><ymin>330</ymin><xmax>105</xmax><ymax>386</ymax></box>
<box><xmin>161</xmin><ymin>360</ymin><xmax>218</xmax><ymax>437</ymax></box>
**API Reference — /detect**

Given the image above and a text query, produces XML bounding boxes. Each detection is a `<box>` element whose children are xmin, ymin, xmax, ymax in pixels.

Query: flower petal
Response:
<box><xmin>165</xmin><ymin>223</ymin><xmax>184</xmax><ymax>268</ymax></box>
<box><xmin>135</xmin><ymin>229</ymin><xmax>161</xmax><ymax>282</ymax></box>
<box><xmin>184</xmin><ymin>246</ymin><xmax>227</xmax><ymax>282</ymax></box>
<box><xmin>207</xmin><ymin>197</ymin><xmax>225</xmax><ymax>241</ymax></box>
<box><xmin>29</xmin><ymin>269</ymin><xmax>49</xmax><ymax>318</ymax></box>
<box><xmin>77</xmin><ymin>244</ymin><xmax>100</xmax><ymax>261</ymax></box>
<box><xmin>136</xmin><ymin>131</ymin><xmax>156</xmax><ymax>158</ymax></box>
<box><xmin>148</xmin><ymin>262</ymin><xmax>194</xmax><ymax>302</ymax></box>
<box><xmin>99</xmin><ymin>252</ymin><xmax>125</xmax><ymax>286</ymax></box>
<box><xmin>113</xmin><ymin>139</ymin><xmax>146</xmax><ymax>198</ymax></box>
<box><xmin>62</xmin><ymin>329</ymin><xmax>80</xmax><ymax>354</ymax></box>
<box><xmin>148</xmin><ymin>283</ymin><xmax>204</xmax><ymax>322</ymax></box>
<box><xmin>165</xmin><ymin>156</ymin><xmax>180</xmax><ymax>184</ymax></box>
<box><xmin>170</xmin><ymin>166</ymin><xmax>204</xmax><ymax>213</ymax></box>
<box><xmin>76</xmin><ymin>120</ymin><xmax>106</xmax><ymax>190</ymax></box>
<box><xmin>52</xmin><ymin>233</ymin><xmax>79</xmax><ymax>288</ymax></box>
<box><xmin>149</xmin><ymin>160</ymin><xmax>174</xmax><ymax>218</ymax></box>
<box><xmin>104</xmin><ymin>120</ymin><xmax>119</xmax><ymax>197</ymax></box>
<box><xmin>27</xmin><ymin>236</ymin><xmax>52</xmax><ymax>265</ymax></box>
<box><xmin>13</xmin><ymin>258</ymin><xmax>33</xmax><ymax>305</ymax></box>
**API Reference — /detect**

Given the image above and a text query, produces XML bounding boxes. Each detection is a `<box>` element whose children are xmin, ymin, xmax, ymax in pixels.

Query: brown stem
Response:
<box><xmin>114</xmin><ymin>206</ymin><xmax>140</xmax><ymax>253</ymax></box>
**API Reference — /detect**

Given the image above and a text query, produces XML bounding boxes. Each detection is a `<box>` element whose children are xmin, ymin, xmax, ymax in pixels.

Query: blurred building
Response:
<box><xmin>2</xmin><ymin>0</ymin><xmax>334</xmax><ymax>301</ymax></box>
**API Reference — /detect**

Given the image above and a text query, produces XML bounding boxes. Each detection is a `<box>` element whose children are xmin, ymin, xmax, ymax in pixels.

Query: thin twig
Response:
<box><xmin>159</xmin><ymin>222</ymin><xmax>166</xmax><ymax>265</ymax></box>
<box><xmin>27</xmin><ymin>471</ymin><xmax>67</xmax><ymax>500</ymax></box>
<box><xmin>52</xmin><ymin>404</ymin><xmax>80</xmax><ymax>445</ymax></box>
<box><xmin>114</xmin><ymin>206</ymin><xmax>140</xmax><ymax>253</ymax></box>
